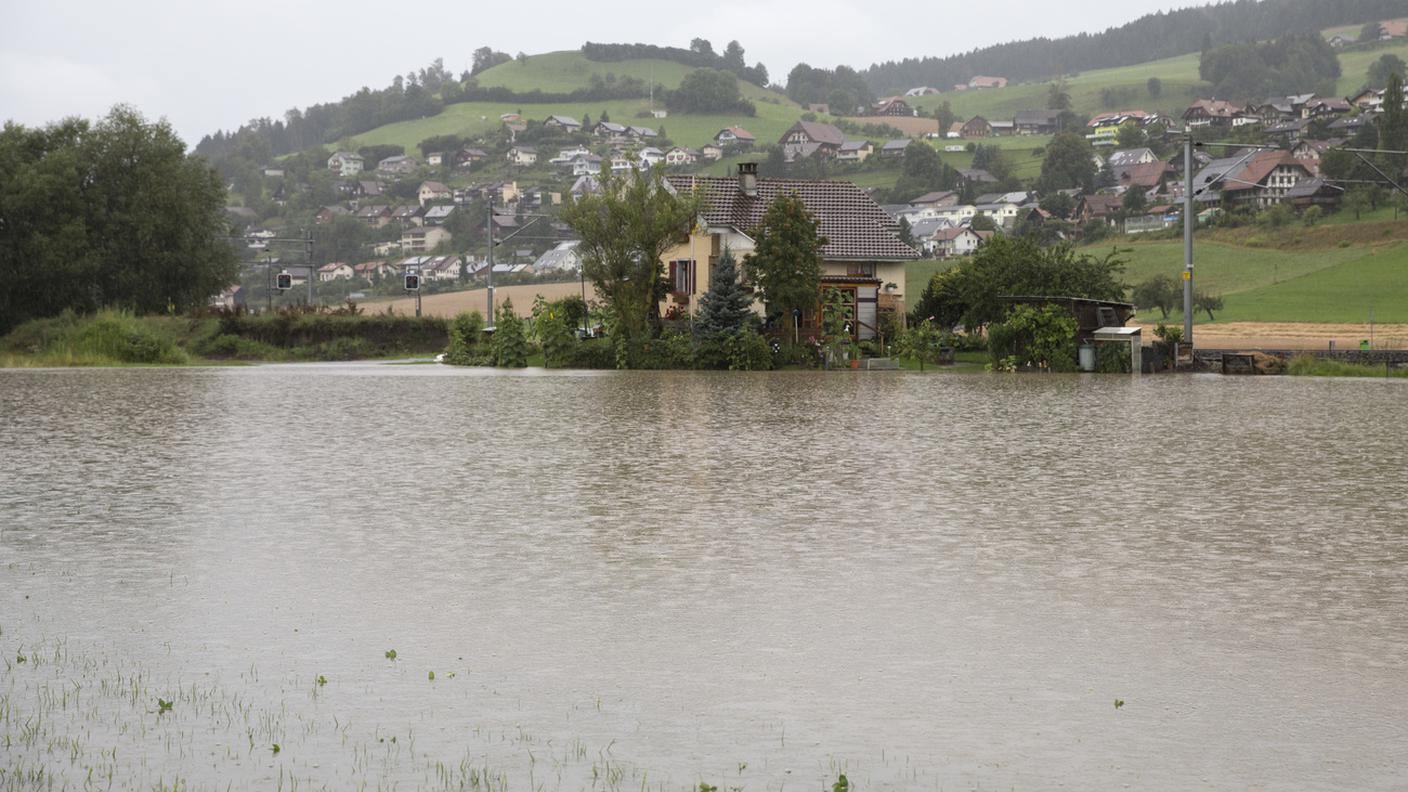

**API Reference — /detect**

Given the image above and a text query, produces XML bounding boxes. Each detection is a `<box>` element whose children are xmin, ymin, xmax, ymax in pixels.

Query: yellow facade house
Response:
<box><xmin>659</xmin><ymin>164</ymin><xmax>918</xmax><ymax>341</ymax></box>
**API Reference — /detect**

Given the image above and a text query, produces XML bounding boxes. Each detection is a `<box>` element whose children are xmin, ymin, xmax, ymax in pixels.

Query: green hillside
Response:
<box><xmin>905</xmin><ymin>38</ymin><xmax>1408</xmax><ymax>123</ymax></box>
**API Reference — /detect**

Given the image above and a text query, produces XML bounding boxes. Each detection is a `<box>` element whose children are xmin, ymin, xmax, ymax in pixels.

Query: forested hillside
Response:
<box><xmin>861</xmin><ymin>0</ymin><xmax>1403</xmax><ymax>94</ymax></box>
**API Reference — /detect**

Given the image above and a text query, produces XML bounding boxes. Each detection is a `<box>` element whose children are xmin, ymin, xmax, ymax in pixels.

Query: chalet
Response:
<box><xmin>356</xmin><ymin>180</ymin><xmax>384</xmax><ymax>197</ymax></box>
<box><xmin>872</xmin><ymin>97</ymin><xmax>914</xmax><ymax>116</ymax></box>
<box><xmin>609</xmin><ymin>153</ymin><xmax>633</xmax><ymax>172</ymax></box>
<box><xmin>422</xmin><ymin>205</ymin><xmax>456</xmax><ymax>226</ymax></box>
<box><xmin>960</xmin><ymin>116</ymin><xmax>993</xmax><ymax>138</ymax></box>
<box><xmin>1014</xmin><ymin>110</ymin><xmax>1060</xmax><ymax>135</ymax></box>
<box><xmin>355</xmin><ymin>205</ymin><xmax>393</xmax><ymax>228</ymax></box>
<box><xmin>1328</xmin><ymin>114</ymin><xmax>1377</xmax><ymax>135</ymax></box>
<box><xmin>714</xmin><ymin>127</ymin><xmax>756</xmax><ymax>149</ymax></box>
<box><xmin>317</xmin><ymin>262</ymin><xmax>355</xmax><ymax>282</ymax></box>
<box><xmin>1291</xmin><ymin>139</ymin><xmax>1338</xmax><ymax>173</ymax></box>
<box><xmin>1264</xmin><ymin>118</ymin><xmax>1310</xmax><ymax>144</ymax></box>
<box><xmin>880</xmin><ymin>139</ymin><xmax>913</xmax><ymax>158</ymax></box>
<box><xmin>661</xmin><ymin>164</ymin><xmax>917</xmax><ymax>341</ymax></box>
<box><xmin>377</xmin><ymin>154</ymin><xmax>418</xmax><ymax>174</ymax></box>
<box><xmin>1349</xmin><ymin>88</ymin><xmax>1386</xmax><ymax>111</ymax></box>
<box><xmin>401</xmin><ymin>226</ymin><xmax>451</xmax><ymax>254</ymax></box>
<box><xmin>327</xmin><ymin>151</ymin><xmax>364</xmax><ymax>176</ymax></box>
<box><xmin>968</xmin><ymin>76</ymin><xmax>1007</xmax><ymax>89</ymax></box>
<box><xmin>664</xmin><ymin>147</ymin><xmax>700</xmax><ymax>166</ymax></box>
<box><xmin>1183</xmin><ymin>99</ymin><xmax>1241</xmax><ymax>128</ymax></box>
<box><xmin>638</xmin><ymin>147</ymin><xmax>665</xmax><ymax>168</ymax></box>
<box><xmin>418</xmin><ymin>181</ymin><xmax>452</xmax><ymax>207</ymax></box>
<box><xmin>628</xmin><ymin>126</ymin><xmax>658</xmax><ymax>140</ymax></box>
<box><xmin>1193</xmin><ymin>151</ymin><xmax>1313</xmax><ymax>208</ymax></box>
<box><xmin>700</xmin><ymin>144</ymin><xmax>724</xmax><ymax>161</ymax></box>
<box><xmin>426</xmin><ymin>152</ymin><xmax>445</xmax><ymax>167</ymax></box>
<box><xmin>837</xmin><ymin>140</ymin><xmax>874</xmax><ymax>162</ymax></box>
<box><xmin>544</xmin><ymin>115</ymin><xmax>583</xmax><ymax>132</ymax></box>
<box><xmin>506</xmin><ymin>146</ymin><xmax>538</xmax><ymax>166</ymax></box>
<box><xmin>779</xmin><ymin>120</ymin><xmax>846</xmax><ymax>160</ymax></box>
<box><xmin>1106</xmin><ymin>148</ymin><xmax>1157</xmax><ymax>169</ymax></box>
<box><xmin>932</xmin><ymin>227</ymin><xmax>983</xmax><ymax>258</ymax></box>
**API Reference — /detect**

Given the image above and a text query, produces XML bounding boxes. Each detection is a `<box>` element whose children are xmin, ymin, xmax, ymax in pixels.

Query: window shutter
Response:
<box><xmin>668</xmin><ymin>261</ymin><xmax>677</xmax><ymax>292</ymax></box>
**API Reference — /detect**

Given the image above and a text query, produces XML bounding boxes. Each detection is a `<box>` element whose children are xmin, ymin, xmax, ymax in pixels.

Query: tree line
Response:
<box><xmin>0</xmin><ymin>107</ymin><xmax>237</xmax><ymax>334</ymax></box>
<box><xmin>860</xmin><ymin>0</ymin><xmax>1403</xmax><ymax>95</ymax></box>
<box><xmin>581</xmin><ymin>39</ymin><xmax>769</xmax><ymax>87</ymax></box>
<box><xmin>1199</xmin><ymin>33</ymin><xmax>1340</xmax><ymax>99</ymax></box>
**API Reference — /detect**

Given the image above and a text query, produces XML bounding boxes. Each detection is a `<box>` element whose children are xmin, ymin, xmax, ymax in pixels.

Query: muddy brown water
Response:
<box><xmin>1</xmin><ymin>364</ymin><xmax>1406</xmax><ymax>790</ymax></box>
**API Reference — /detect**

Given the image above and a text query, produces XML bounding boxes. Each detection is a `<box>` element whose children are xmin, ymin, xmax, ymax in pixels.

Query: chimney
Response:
<box><xmin>737</xmin><ymin>162</ymin><xmax>758</xmax><ymax>197</ymax></box>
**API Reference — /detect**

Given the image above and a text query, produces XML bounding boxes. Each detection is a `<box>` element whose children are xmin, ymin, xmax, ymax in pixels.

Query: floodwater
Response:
<box><xmin>1</xmin><ymin>364</ymin><xmax>1406</xmax><ymax>791</ymax></box>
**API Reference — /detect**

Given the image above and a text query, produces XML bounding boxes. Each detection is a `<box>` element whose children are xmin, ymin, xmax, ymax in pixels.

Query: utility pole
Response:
<box><xmin>305</xmin><ymin>229</ymin><xmax>314</xmax><ymax>306</ymax></box>
<box><xmin>485</xmin><ymin>198</ymin><xmax>495</xmax><ymax>326</ymax></box>
<box><xmin>1182</xmin><ymin>130</ymin><xmax>1195</xmax><ymax>346</ymax></box>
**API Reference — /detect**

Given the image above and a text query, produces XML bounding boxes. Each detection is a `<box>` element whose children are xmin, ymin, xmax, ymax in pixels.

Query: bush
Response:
<box><xmin>490</xmin><ymin>300</ymin><xmax>529</xmax><ymax>367</ymax></box>
<box><xmin>1095</xmin><ymin>341</ymin><xmax>1132</xmax><ymax>373</ymax></box>
<box><xmin>724</xmin><ymin>329</ymin><xmax>773</xmax><ymax>371</ymax></box>
<box><xmin>987</xmin><ymin>304</ymin><xmax>1078</xmax><ymax>372</ymax></box>
<box><xmin>1301</xmin><ymin>205</ymin><xmax>1323</xmax><ymax>227</ymax></box>
<box><xmin>636</xmin><ymin>330</ymin><xmax>696</xmax><ymax>369</ymax></box>
<box><xmin>444</xmin><ymin>311</ymin><xmax>488</xmax><ymax>366</ymax></box>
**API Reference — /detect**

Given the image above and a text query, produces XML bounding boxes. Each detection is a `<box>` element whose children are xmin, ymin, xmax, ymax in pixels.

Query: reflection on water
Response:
<box><xmin>2</xmin><ymin>364</ymin><xmax>1406</xmax><ymax>790</ymax></box>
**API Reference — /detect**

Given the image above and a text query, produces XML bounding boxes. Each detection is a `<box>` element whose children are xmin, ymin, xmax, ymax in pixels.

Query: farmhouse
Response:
<box><xmin>779</xmin><ymin>121</ymin><xmax>846</xmax><ymax>160</ymax></box>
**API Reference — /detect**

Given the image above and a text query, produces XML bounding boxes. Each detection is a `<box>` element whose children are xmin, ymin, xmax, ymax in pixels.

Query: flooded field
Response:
<box><xmin>2</xmin><ymin>364</ymin><xmax>1406</xmax><ymax>790</ymax></box>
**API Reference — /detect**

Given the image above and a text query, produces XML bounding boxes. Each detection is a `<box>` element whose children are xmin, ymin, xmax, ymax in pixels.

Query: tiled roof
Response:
<box><xmin>1115</xmin><ymin>162</ymin><xmax>1169</xmax><ymax>189</ymax></box>
<box><xmin>665</xmin><ymin>175</ymin><xmax>919</xmax><ymax>261</ymax></box>
<box><xmin>782</xmin><ymin>121</ymin><xmax>846</xmax><ymax>146</ymax></box>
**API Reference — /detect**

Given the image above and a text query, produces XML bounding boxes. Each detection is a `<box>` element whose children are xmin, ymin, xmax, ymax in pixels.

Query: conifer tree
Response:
<box><xmin>491</xmin><ymin>298</ymin><xmax>529</xmax><ymax>367</ymax></box>
<box><xmin>694</xmin><ymin>247</ymin><xmax>753</xmax><ymax>339</ymax></box>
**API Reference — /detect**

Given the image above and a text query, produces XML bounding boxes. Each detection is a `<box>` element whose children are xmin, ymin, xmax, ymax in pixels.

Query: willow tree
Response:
<box><xmin>561</xmin><ymin>169</ymin><xmax>699</xmax><ymax>367</ymax></box>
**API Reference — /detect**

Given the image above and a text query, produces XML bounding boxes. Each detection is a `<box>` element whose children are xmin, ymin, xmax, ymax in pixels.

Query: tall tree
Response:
<box><xmin>1047</xmin><ymin>81</ymin><xmax>1071</xmax><ymax>111</ymax></box>
<box><xmin>1038</xmin><ymin>132</ymin><xmax>1097</xmax><ymax>193</ymax></box>
<box><xmin>744</xmin><ymin>194</ymin><xmax>827</xmax><ymax>326</ymax></box>
<box><xmin>560</xmin><ymin>170</ymin><xmax>699</xmax><ymax>367</ymax></box>
<box><xmin>1379</xmin><ymin>72</ymin><xmax>1408</xmax><ymax>155</ymax></box>
<box><xmin>1367</xmin><ymin>54</ymin><xmax>1406</xmax><ymax>89</ymax></box>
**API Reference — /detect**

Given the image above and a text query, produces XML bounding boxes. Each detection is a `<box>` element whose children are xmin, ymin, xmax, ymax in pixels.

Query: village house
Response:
<box><xmin>391</xmin><ymin>205</ymin><xmax>423</xmax><ymax>227</ymax></box>
<box><xmin>660</xmin><ymin>164</ymin><xmax>918</xmax><ymax>342</ymax></box>
<box><xmin>426</xmin><ymin>152</ymin><xmax>445</xmax><ymax>167</ymax></box>
<box><xmin>401</xmin><ymin>226</ymin><xmax>451</xmax><ymax>254</ymax></box>
<box><xmin>872</xmin><ymin>97</ymin><xmax>915</xmax><ymax>116</ymax></box>
<box><xmin>974</xmin><ymin>201</ymin><xmax>1021</xmax><ymax>228</ymax></box>
<box><xmin>664</xmin><ymin>147</ymin><xmax>700</xmax><ymax>166</ymax></box>
<box><xmin>377</xmin><ymin>154</ymin><xmax>418</xmax><ymax>175</ymax></box>
<box><xmin>837</xmin><ymin>140</ymin><xmax>875</xmax><ymax>162</ymax></box>
<box><xmin>989</xmin><ymin>119</ymin><xmax>1016</xmax><ymax>135</ymax></box>
<box><xmin>714</xmin><ymin>127</ymin><xmax>756</xmax><ymax>149</ymax></box>
<box><xmin>327</xmin><ymin>151</ymin><xmax>364</xmax><ymax>176</ymax></box>
<box><xmin>905</xmin><ymin>217</ymin><xmax>953</xmax><ymax>255</ymax></box>
<box><xmin>570</xmin><ymin>175</ymin><xmax>601</xmax><ymax>198</ymax></box>
<box><xmin>910</xmin><ymin>190</ymin><xmax>959</xmax><ymax>209</ymax></box>
<box><xmin>315</xmin><ymin>205</ymin><xmax>350</xmax><ymax>224</ymax></box>
<box><xmin>880</xmin><ymin>139</ymin><xmax>913</xmax><ymax>159</ymax></box>
<box><xmin>1106</xmin><ymin>148</ymin><xmax>1158</xmax><ymax>169</ymax></box>
<box><xmin>507</xmin><ymin>146</ymin><xmax>538</xmax><ymax>166</ymax></box>
<box><xmin>1182</xmin><ymin>99</ymin><xmax>1242</xmax><ymax>128</ymax></box>
<box><xmin>609</xmin><ymin>153</ymin><xmax>633</xmax><ymax>172</ymax></box>
<box><xmin>532</xmin><ymin>241</ymin><xmax>582</xmax><ymax>273</ymax></box>
<box><xmin>317</xmin><ymin>262</ymin><xmax>355</xmax><ymax>282</ymax></box>
<box><xmin>421</xmin><ymin>255</ymin><xmax>463</xmax><ymax>282</ymax></box>
<box><xmin>947</xmin><ymin>122</ymin><xmax>964</xmax><ymax>139</ymax></box>
<box><xmin>571</xmin><ymin>154</ymin><xmax>603</xmax><ymax>176</ymax></box>
<box><xmin>418</xmin><ymin>181</ymin><xmax>451</xmax><ymax>207</ymax></box>
<box><xmin>638</xmin><ymin>147</ymin><xmax>665</xmax><ymax>168</ymax></box>
<box><xmin>700</xmin><ymin>144</ymin><xmax>724</xmax><ymax>161</ymax></box>
<box><xmin>595</xmin><ymin>121</ymin><xmax>629</xmax><ymax>140</ymax></box>
<box><xmin>454</xmin><ymin>148</ymin><xmax>489</xmax><ymax>169</ymax></box>
<box><xmin>957</xmin><ymin>168</ymin><xmax>998</xmax><ymax>185</ymax></box>
<box><xmin>355</xmin><ymin>205</ymin><xmax>394</xmax><ymax>228</ymax></box>
<box><xmin>932</xmin><ymin>227</ymin><xmax>983</xmax><ymax>258</ymax></box>
<box><xmin>1193</xmin><ymin>150</ymin><xmax>1314</xmax><ymax>209</ymax></box>
<box><xmin>352</xmin><ymin>261</ymin><xmax>393</xmax><ymax>282</ymax></box>
<box><xmin>779</xmin><ymin>120</ymin><xmax>846</xmax><ymax>160</ymax></box>
<box><xmin>1014</xmin><ymin>110</ymin><xmax>1060</xmax><ymax>135</ymax></box>
<box><xmin>422</xmin><ymin>205</ymin><xmax>456</xmax><ymax>226</ymax></box>
<box><xmin>1286</xmin><ymin>178</ymin><xmax>1345</xmax><ymax>211</ymax></box>
<box><xmin>550</xmin><ymin>146</ymin><xmax>592</xmax><ymax>165</ymax></box>
<box><xmin>960</xmin><ymin>116</ymin><xmax>993</xmax><ymax>138</ymax></box>
<box><xmin>544</xmin><ymin>115</ymin><xmax>584</xmax><ymax>132</ymax></box>
<box><xmin>628</xmin><ymin>126</ymin><xmax>659</xmax><ymax>140</ymax></box>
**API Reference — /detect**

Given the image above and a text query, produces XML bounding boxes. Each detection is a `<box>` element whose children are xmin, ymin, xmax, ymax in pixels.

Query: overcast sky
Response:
<box><xmin>2</xmin><ymin>0</ymin><xmax>1210</xmax><ymax>146</ymax></box>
